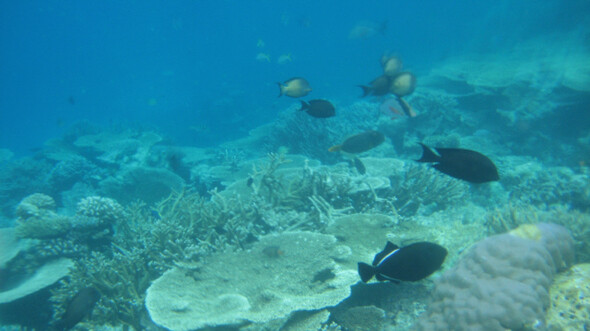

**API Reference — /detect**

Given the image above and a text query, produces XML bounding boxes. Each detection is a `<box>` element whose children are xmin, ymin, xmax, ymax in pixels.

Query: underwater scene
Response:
<box><xmin>1</xmin><ymin>1</ymin><xmax>590</xmax><ymax>330</ymax></box>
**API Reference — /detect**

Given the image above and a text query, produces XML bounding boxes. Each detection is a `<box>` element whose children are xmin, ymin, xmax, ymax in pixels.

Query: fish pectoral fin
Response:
<box><xmin>416</xmin><ymin>143</ymin><xmax>441</xmax><ymax>163</ymax></box>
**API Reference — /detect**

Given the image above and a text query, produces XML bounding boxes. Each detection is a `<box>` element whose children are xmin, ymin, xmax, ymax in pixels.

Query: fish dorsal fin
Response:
<box><xmin>372</xmin><ymin>241</ymin><xmax>399</xmax><ymax>266</ymax></box>
<box><xmin>416</xmin><ymin>143</ymin><xmax>441</xmax><ymax>163</ymax></box>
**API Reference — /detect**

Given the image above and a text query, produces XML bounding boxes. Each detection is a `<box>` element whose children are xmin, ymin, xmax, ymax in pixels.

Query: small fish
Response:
<box><xmin>349</xmin><ymin>20</ymin><xmax>387</xmax><ymax>40</ymax></box>
<box><xmin>256</xmin><ymin>52</ymin><xmax>271</xmax><ymax>63</ymax></box>
<box><xmin>256</xmin><ymin>39</ymin><xmax>265</xmax><ymax>48</ymax></box>
<box><xmin>416</xmin><ymin>143</ymin><xmax>499</xmax><ymax>183</ymax></box>
<box><xmin>358</xmin><ymin>241</ymin><xmax>447</xmax><ymax>283</ymax></box>
<box><xmin>53</xmin><ymin>287</ymin><xmax>101</xmax><ymax>330</ymax></box>
<box><xmin>389</xmin><ymin>72</ymin><xmax>416</xmax><ymax>97</ymax></box>
<box><xmin>299</xmin><ymin>99</ymin><xmax>335</xmax><ymax>118</ymax></box>
<box><xmin>246</xmin><ymin>177</ymin><xmax>254</xmax><ymax>187</ymax></box>
<box><xmin>262</xmin><ymin>245</ymin><xmax>284</xmax><ymax>258</ymax></box>
<box><xmin>277</xmin><ymin>53</ymin><xmax>293</xmax><ymax>64</ymax></box>
<box><xmin>359</xmin><ymin>75</ymin><xmax>391</xmax><ymax>97</ymax></box>
<box><xmin>278</xmin><ymin>77</ymin><xmax>312</xmax><ymax>98</ymax></box>
<box><xmin>329</xmin><ymin>130</ymin><xmax>385</xmax><ymax>154</ymax></box>
<box><xmin>381</xmin><ymin>55</ymin><xmax>403</xmax><ymax>76</ymax></box>
<box><xmin>150</xmin><ymin>209</ymin><xmax>162</xmax><ymax>220</ymax></box>
<box><xmin>380</xmin><ymin>98</ymin><xmax>416</xmax><ymax>119</ymax></box>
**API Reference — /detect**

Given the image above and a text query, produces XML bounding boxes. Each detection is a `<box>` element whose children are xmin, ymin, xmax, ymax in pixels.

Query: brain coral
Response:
<box><xmin>414</xmin><ymin>223</ymin><xmax>575</xmax><ymax>331</ymax></box>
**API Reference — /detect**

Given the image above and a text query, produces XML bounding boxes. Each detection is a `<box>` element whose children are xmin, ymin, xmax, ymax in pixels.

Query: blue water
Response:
<box><xmin>2</xmin><ymin>0</ymin><xmax>587</xmax><ymax>155</ymax></box>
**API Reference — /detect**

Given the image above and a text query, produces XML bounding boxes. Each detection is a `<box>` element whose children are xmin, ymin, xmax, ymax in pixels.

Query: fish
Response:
<box><xmin>277</xmin><ymin>53</ymin><xmax>293</xmax><ymax>64</ymax></box>
<box><xmin>358</xmin><ymin>241</ymin><xmax>447</xmax><ymax>283</ymax></box>
<box><xmin>53</xmin><ymin>287</ymin><xmax>101</xmax><ymax>330</ymax></box>
<box><xmin>416</xmin><ymin>143</ymin><xmax>500</xmax><ymax>183</ymax></box>
<box><xmin>381</xmin><ymin>55</ymin><xmax>403</xmax><ymax>76</ymax></box>
<box><xmin>256</xmin><ymin>52</ymin><xmax>271</xmax><ymax>62</ymax></box>
<box><xmin>349</xmin><ymin>20</ymin><xmax>387</xmax><ymax>40</ymax></box>
<box><xmin>299</xmin><ymin>99</ymin><xmax>335</xmax><ymax>118</ymax></box>
<box><xmin>329</xmin><ymin>130</ymin><xmax>385</xmax><ymax>154</ymax></box>
<box><xmin>389</xmin><ymin>72</ymin><xmax>417</xmax><ymax>97</ymax></box>
<box><xmin>278</xmin><ymin>77</ymin><xmax>312</xmax><ymax>98</ymax></box>
<box><xmin>380</xmin><ymin>98</ymin><xmax>416</xmax><ymax>119</ymax></box>
<box><xmin>359</xmin><ymin>75</ymin><xmax>391</xmax><ymax>97</ymax></box>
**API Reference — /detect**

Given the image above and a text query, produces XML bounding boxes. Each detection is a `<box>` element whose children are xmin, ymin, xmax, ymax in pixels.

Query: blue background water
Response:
<box><xmin>1</xmin><ymin>0</ymin><xmax>588</xmax><ymax>156</ymax></box>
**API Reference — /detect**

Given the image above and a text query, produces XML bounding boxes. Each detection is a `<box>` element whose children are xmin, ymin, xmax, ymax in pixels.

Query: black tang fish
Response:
<box><xmin>53</xmin><ymin>287</ymin><xmax>101</xmax><ymax>330</ymax></box>
<box><xmin>416</xmin><ymin>143</ymin><xmax>499</xmax><ymax>183</ymax></box>
<box><xmin>299</xmin><ymin>99</ymin><xmax>335</xmax><ymax>118</ymax></box>
<box><xmin>358</xmin><ymin>241</ymin><xmax>447</xmax><ymax>283</ymax></box>
<box><xmin>329</xmin><ymin>130</ymin><xmax>385</xmax><ymax>154</ymax></box>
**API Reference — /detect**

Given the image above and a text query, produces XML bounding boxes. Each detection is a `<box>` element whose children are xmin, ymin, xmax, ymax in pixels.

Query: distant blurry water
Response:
<box><xmin>1</xmin><ymin>0</ymin><xmax>588</xmax><ymax>156</ymax></box>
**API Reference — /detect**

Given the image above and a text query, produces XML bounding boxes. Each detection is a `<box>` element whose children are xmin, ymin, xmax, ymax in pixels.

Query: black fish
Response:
<box><xmin>329</xmin><ymin>130</ymin><xmax>385</xmax><ymax>154</ymax></box>
<box><xmin>299</xmin><ymin>99</ymin><xmax>335</xmax><ymax>118</ymax></box>
<box><xmin>358</xmin><ymin>241</ymin><xmax>447</xmax><ymax>283</ymax></box>
<box><xmin>53</xmin><ymin>287</ymin><xmax>100</xmax><ymax>330</ymax></box>
<box><xmin>359</xmin><ymin>75</ymin><xmax>391</xmax><ymax>97</ymax></box>
<box><xmin>416</xmin><ymin>143</ymin><xmax>499</xmax><ymax>183</ymax></box>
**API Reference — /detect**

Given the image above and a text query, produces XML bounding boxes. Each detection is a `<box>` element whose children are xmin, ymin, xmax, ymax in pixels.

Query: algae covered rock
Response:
<box><xmin>546</xmin><ymin>263</ymin><xmax>590</xmax><ymax>331</ymax></box>
<box><xmin>145</xmin><ymin>231</ymin><xmax>358</xmax><ymax>330</ymax></box>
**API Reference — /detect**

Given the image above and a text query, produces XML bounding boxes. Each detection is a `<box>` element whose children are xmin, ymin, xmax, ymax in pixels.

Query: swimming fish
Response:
<box><xmin>389</xmin><ymin>72</ymin><xmax>416</xmax><ymax>97</ymax></box>
<box><xmin>329</xmin><ymin>130</ymin><xmax>385</xmax><ymax>154</ymax></box>
<box><xmin>256</xmin><ymin>52</ymin><xmax>271</xmax><ymax>63</ymax></box>
<box><xmin>381</xmin><ymin>55</ymin><xmax>403</xmax><ymax>76</ymax></box>
<box><xmin>358</xmin><ymin>241</ymin><xmax>447</xmax><ymax>283</ymax></box>
<box><xmin>359</xmin><ymin>75</ymin><xmax>391</xmax><ymax>97</ymax></box>
<box><xmin>416</xmin><ymin>143</ymin><xmax>500</xmax><ymax>183</ymax></box>
<box><xmin>299</xmin><ymin>99</ymin><xmax>335</xmax><ymax>118</ymax></box>
<box><xmin>278</xmin><ymin>77</ymin><xmax>312</xmax><ymax>98</ymax></box>
<box><xmin>277</xmin><ymin>53</ymin><xmax>293</xmax><ymax>64</ymax></box>
<box><xmin>53</xmin><ymin>287</ymin><xmax>101</xmax><ymax>330</ymax></box>
<box><xmin>349</xmin><ymin>20</ymin><xmax>387</xmax><ymax>40</ymax></box>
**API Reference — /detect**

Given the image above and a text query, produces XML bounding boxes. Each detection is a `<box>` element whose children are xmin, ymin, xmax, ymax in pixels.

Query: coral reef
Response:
<box><xmin>0</xmin><ymin>258</ymin><xmax>73</xmax><ymax>304</ymax></box>
<box><xmin>145</xmin><ymin>231</ymin><xmax>358</xmax><ymax>330</ymax></box>
<box><xmin>414</xmin><ymin>223</ymin><xmax>575</xmax><ymax>330</ymax></box>
<box><xmin>14</xmin><ymin>193</ymin><xmax>72</xmax><ymax>239</ymax></box>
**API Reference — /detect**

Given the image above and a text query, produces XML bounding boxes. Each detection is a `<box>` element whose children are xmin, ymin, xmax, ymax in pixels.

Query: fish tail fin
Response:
<box><xmin>358</xmin><ymin>85</ymin><xmax>371</xmax><ymax>97</ymax></box>
<box><xmin>416</xmin><ymin>143</ymin><xmax>441</xmax><ymax>163</ymax></box>
<box><xmin>358</xmin><ymin>262</ymin><xmax>375</xmax><ymax>283</ymax></box>
<box><xmin>328</xmin><ymin>145</ymin><xmax>342</xmax><ymax>152</ymax></box>
<box><xmin>277</xmin><ymin>83</ymin><xmax>284</xmax><ymax>97</ymax></box>
<box><xmin>299</xmin><ymin>100</ymin><xmax>309</xmax><ymax>111</ymax></box>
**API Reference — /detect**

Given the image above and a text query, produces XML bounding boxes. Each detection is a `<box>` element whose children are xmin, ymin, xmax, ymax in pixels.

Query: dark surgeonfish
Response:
<box><xmin>358</xmin><ymin>241</ymin><xmax>447</xmax><ymax>283</ymax></box>
<box><xmin>416</xmin><ymin>143</ymin><xmax>499</xmax><ymax>183</ymax></box>
<box><xmin>53</xmin><ymin>287</ymin><xmax>101</xmax><ymax>330</ymax></box>
<box><xmin>299</xmin><ymin>99</ymin><xmax>335</xmax><ymax>118</ymax></box>
<box><xmin>359</xmin><ymin>75</ymin><xmax>391</xmax><ymax>97</ymax></box>
<box><xmin>329</xmin><ymin>130</ymin><xmax>385</xmax><ymax>154</ymax></box>
<box><xmin>278</xmin><ymin>77</ymin><xmax>312</xmax><ymax>98</ymax></box>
